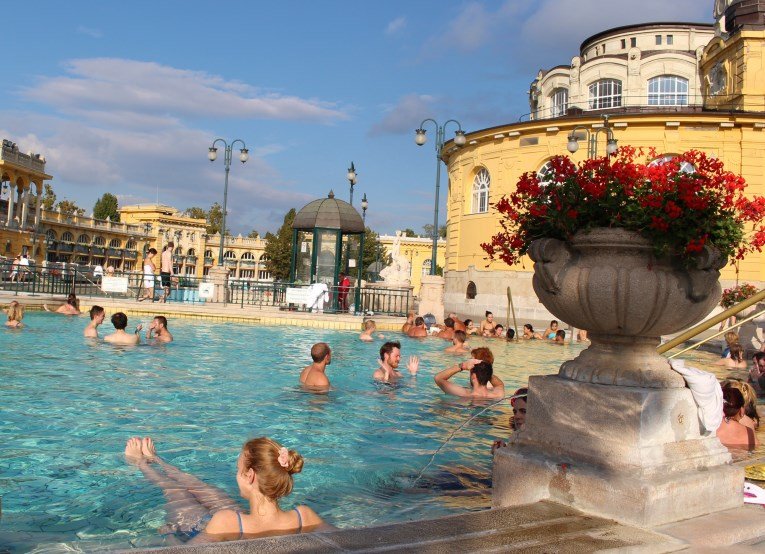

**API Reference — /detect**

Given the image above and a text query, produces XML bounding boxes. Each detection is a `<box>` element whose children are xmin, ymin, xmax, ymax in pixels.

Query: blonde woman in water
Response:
<box><xmin>125</xmin><ymin>436</ymin><xmax>325</xmax><ymax>543</ymax></box>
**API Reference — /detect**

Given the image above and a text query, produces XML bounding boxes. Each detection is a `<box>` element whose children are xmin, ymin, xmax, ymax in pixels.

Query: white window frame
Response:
<box><xmin>648</xmin><ymin>155</ymin><xmax>695</xmax><ymax>174</ymax></box>
<box><xmin>471</xmin><ymin>168</ymin><xmax>490</xmax><ymax>214</ymax></box>
<box><xmin>647</xmin><ymin>75</ymin><xmax>689</xmax><ymax>106</ymax></box>
<box><xmin>588</xmin><ymin>79</ymin><xmax>622</xmax><ymax>109</ymax></box>
<box><xmin>550</xmin><ymin>88</ymin><xmax>568</xmax><ymax>118</ymax></box>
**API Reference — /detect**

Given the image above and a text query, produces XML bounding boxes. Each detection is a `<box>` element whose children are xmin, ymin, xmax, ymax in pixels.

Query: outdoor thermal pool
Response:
<box><xmin>0</xmin><ymin>313</ymin><xmax>762</xmax><ymax>552</ymax></box>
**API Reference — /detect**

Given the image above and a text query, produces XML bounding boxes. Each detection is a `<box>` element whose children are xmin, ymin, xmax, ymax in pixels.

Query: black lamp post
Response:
<box><xmin>347</xmin><ymin>162</ymin><xmax>357</xmax><ymax>205</ymax></box>
<box><xmin>208</xmin><ymin>138</ymin><xmax>249</xmax><ymax>266</ymax></box>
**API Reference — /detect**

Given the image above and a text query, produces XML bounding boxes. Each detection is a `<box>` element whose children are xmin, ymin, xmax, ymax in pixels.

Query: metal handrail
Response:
<box><xmin>657</xmin><ymin>288</ymin><xmax>765</xmax><ymax>354</ymax></box>
<box><xmin>667</xmin><ymin>308</ymin><xmax>765</xmax><ymax>359</ymax></box>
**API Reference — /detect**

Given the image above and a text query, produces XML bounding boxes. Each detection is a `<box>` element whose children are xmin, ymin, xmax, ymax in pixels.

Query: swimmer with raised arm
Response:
<box><xmin>84</xmin><ymin>305</ymin><xmax>105</xmax><ymax>338</ymax></box>
<box><xmin>433</xmin><ymin>358</ymin><xmax>505</xmax><ymax>399</ymax></box>
<box><xmin>373</xmin><ymin>341</ymin><xmax>419</xmax><ymax>383</ymax></box>
<box><xmin>124</xmin><ymin>436</ymin><xmax>324</xmax><ymax>543</ymax></box>
<box><xmin>299</xmin><ymin>342</ymin><xmax>332</xmax><ymax>392</ymax></box>
<box><xmin>146</xmin><ymin>315</ymin><xmax>173</xmax><ymax>343</ymax></box>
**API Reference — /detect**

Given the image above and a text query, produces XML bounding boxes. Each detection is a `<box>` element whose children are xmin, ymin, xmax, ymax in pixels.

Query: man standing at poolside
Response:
<box><xmin>146</xmin><ymin>315</ymin><xmax>173</xmax><ymax>343</ymax></box>
<box><xmin>300</xmin><ymin>342</ymin><xmax>332</xmax><ymax>391</ymax></box>
<box><xmin>84</xmin><ymin>305</ymin><xmax>106</xmax><ymax>338</ymax></box>
<box><xmin>337</xmin><ymin>272</ymin><xmax>351</xmax><ymax>312</ymax></box>
<box><xmin>160</xmin><ymin>242</ymin><xmax>174</xmax><ymax>303</ymax></box>
<box><xmin>373</xmin><ymin>341</ymin><xmax>419</xmax><ymax>383</ymax></box>
<box><xmin>104</xmin><ymin>312</ymin><xmax>142</xmax><ymax>345</ymax></box>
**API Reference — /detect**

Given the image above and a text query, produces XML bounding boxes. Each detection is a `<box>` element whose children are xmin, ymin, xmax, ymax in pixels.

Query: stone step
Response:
<box><xmin>135</xmin><ymin>502</ymin><xmax>683</xmax><ymax>554</ymax></box>
<box><xmin>656</xmin><ymin>504</ymin><xmax>765</xmax><ymax>549</ymax></box>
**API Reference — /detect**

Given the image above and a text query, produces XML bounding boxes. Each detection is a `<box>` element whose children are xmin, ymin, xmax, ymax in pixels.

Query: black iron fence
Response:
<box><xmin>0</xmin><ymin>260</ymin><xmax>411</xmax><ymax>315</ymax></box>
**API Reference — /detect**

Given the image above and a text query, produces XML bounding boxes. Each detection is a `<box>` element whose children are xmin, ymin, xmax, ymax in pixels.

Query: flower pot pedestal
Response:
<box><xmin>493</xmin><ymin>376</ymin><xmax>741</xmax><ymax>527</ymax></box>
<box><xmin>493</xmin><ymin>229</ymin><xmax>743</xmax><ymax>527</ymax></box>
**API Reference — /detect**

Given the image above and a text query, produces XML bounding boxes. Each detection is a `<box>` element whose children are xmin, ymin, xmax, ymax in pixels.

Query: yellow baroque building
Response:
<box><xmin>120</xmin><ymin>204</ymin><xmax>271</xmax><ymax>281</ymax></box>
<box><xmin>443</xmin><ymin>4</ymin><xmax>765</xmax><ymax>322</ymax></box>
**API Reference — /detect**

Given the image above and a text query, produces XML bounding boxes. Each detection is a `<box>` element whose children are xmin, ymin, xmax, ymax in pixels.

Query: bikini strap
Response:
<box><xmin>236</xmin><ymin>510</ymin><xmax>244</xmax><ymax>539</ymax></box>
<box><xmin>294</xmin><ymin>507</ymin><xmax>303</xmax><ymax>532</ymax></box>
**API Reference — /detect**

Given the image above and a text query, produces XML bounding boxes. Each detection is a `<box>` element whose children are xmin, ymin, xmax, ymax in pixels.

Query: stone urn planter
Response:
<box><xmin>528</xmin><ymin>228</ymin><xmax>724</xmax><ymax>388</ymax></box>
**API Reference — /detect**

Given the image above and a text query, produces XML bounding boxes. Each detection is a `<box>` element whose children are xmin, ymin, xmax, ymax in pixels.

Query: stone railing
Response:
<box><xmin>1</xmin><ymin>143</ymin><xmax>46</xmax><ymax>173</ymax></box>
<box><xmin>39</xmin><ymin>209</ymin><xmax>146</xmax><ymax>236</ymax></box>
<box><xmin>206</xmin><ymin>234</ymin><xmax>265</xmax><ymax>247</ymax></box>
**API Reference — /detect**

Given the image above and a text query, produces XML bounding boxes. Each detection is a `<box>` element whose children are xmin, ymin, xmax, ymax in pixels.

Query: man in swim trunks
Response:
<box><xmin>104</xmin><ymin>312</ymin><xmax>142</xmax><ymax>345</ymax></box>
<box><xmin>160</xmin><ymin>242</ymin><xmax>174</xmax><ymax>303</ymax></box>
<box><xmin>300</xmin><ymin>342</ymin><xmax>332</xmax><ymax>391</ymax></box>
<box><xmin>373</xmin><ymin>341</ymin><xmax>419</xmax><ymax>382</ymax></box>
<box><xmin>84</xmin><ymin>305</ymin><xmax>106</xmax><ymax>338</ymax></box>
<box><xmin>444</xmin><ymin>330</ymin><xmax>469</xmax><ymax>354</ymax></box>
<box><xmin>433</xmin><ymin>358</ymin><xmax>505</xmax><ymax>399</ymax></box>
<box><xmin>146</xmin><ymin>315</ymin><xmax>173</xmax><ymax>343</ymax></box>
<box><xmin>407</xmin><ymin>317</ymin><xmax>428</xmax><ymax>338</ymax></box>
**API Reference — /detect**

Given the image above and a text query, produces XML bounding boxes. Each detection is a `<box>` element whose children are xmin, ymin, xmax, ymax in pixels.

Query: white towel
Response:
<box><xmin>669</xmin><ymin>359</ymin><xmax>723</xmax><ymax>436</ymax></box>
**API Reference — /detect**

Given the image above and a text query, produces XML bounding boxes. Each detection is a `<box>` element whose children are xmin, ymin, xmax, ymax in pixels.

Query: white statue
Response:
<box><xmin>379</xmin><ymin>230</ymin><xmax>411</xmax><ymax>286</ymax></box>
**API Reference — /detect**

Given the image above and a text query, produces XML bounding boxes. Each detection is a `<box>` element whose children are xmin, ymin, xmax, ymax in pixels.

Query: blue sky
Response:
<box><xmin>1</xmin><ymin>1</ymin><xmax>711</xmax><ymax>235</ymax></box>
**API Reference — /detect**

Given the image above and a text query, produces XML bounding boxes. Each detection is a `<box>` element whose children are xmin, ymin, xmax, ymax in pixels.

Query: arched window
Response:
<box><xmin>126</xmin><ymin>240</ymin><xmax>137</xmax><ymax>250</ymax></box>
<box><xmin>588</xmin><ymin>79</ymin><xmax>622</xmax><ymax>109</ymax></box>
<box><xmin>94</xmin><ymin>236</ymin><xmax>106</xmax><ymax>246</ymax></box>
<box><xmin>550</xmin><ymin>88</ymin><xmax>568</xmax><ymax>117</ymax></box>
<box><xmin>241</xmin><ymin>251</ymin><xmax>255</xmax><ymax>260</ymax></box>
<box><xmin>647</xmin><ymin>75</ymin><xmax>688</xmax><ymax>106</ymax></box>
<box><xmin>422</xmin><ymin>259</ymin><xmax>432</xmax><ymax>276</ymax></box>
<box><xmin>466</xmin><ymin>281</ymin><xmax>477</xmax><ymax>300</ymax></box>
<box><xmin>471</xmin><ymin>168</ymin><xmax>490</xmax><ymax>214</ymax></box>
<box><xmin>224</xmin><ymin>250</ymin><xmax>236</xmax><ymax>259</ymax></box>
<box><xmin>648</xmin><ymin>155</ymin><xmax>695</xmax><ymax>174</ymax></box>
<box><xmin>109</xmin><ymin>238</ymin><xmax>121</xmax><ymax>248</ymax></box>
<box><xmin>259</xmin><ymin>254</ymin><xmax>270</xmax><ymax>262</ymax></box>
<box><xmin>537</xmin><ymin>161</ymin><xmax>555</xmax><ymax>186</ymax></box>
<box><xmin>77</xmin><ymin>234</ymin><xmax>90</xmax><ymax>244</ymax></box>
<box><xmin>174</xmin><ymin>246</ymin><xmax>183</xmax><ymax>255</ymax></box>
<box><xmin>46</xmin><ymin>229</ymin><xmax>57</xmax><ymax>241</ymax></box>
<box><xmin>187</xmin><ymin>248</ymin><xmax>196</xmax><ymax>256</ymax></box>
<box><xmin>204</xmin><ymin>250</ymin><xmax>213</xmax><ymax>259</ymax></box>
<box><xmin>61</xmin><ymin>231</ymin><xmax>74</xmax><ymax>243</ymax></box>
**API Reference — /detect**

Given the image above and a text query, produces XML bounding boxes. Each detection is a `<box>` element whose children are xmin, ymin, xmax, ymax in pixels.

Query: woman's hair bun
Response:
<box><xmin>285</xmin><ymin>449</ymin><xmax>304</xmax><ymax>475</ymax></box>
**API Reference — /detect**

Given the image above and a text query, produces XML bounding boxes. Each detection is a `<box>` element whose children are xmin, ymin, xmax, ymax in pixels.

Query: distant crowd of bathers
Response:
<box><xmin>4</xmin><ymin>292</ymin><xmax>173</xmax><ymax>345</ymax></box>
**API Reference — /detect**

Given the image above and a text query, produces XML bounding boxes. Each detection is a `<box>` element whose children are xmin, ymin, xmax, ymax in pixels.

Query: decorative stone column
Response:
<box><xmin>418</xmin><ymin>274</ymin><xmax>445</xmax><ymax>322</ymax></box>
<box><xmin>207</xmin><ymin>265</ymin><xmax>229</xmax><ymax>303</ymax></box>
<box><xmin>34</xmin><ymin>183</ymin><xmax>42</xmax><ymax>226</ymax></box>
<box><xmin>6</xmin><ymin>184</ymin><xmax>15</xmax><ymax>226</ymax></box>
<box><xmin>20</xmin><ymin>185</ymin><xmax>30</xmax><ymax>227</ymax></box>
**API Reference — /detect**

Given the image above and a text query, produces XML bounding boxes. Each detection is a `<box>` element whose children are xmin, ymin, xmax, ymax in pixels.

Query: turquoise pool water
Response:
<box><xmin>1</xmin><ymin>314</ymin><xmax>763</xmax><ymax>552</ymax></box>
<box><xmin>1</xmin><ymin>313</ymin><xmax>586</xmax><ymax>552</ymax></box>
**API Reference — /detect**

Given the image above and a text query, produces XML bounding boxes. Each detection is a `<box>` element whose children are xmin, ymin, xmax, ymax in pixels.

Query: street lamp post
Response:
<box><xmin>361</xmin><ymin>193</ymin><xmax>368</xmax><ymax>223</ymax></box>
<box><xmin>566</xmin><ymin>114</ymin><xmax>618</xmax><ymax>159</ymax></box>
<box><xmin>208</xmin><ymin>138</ymin><xmax>249</xmax><ymax>266</ymax></box>
<box><xmin>347</xmin><ymin>162</ymin><xmax>357</xmax><ymax>205</ymax></box>
<box><xmin>415</xmin><ymin>119</ymin><xmax>466</xmax><ymax>275</ymax></box>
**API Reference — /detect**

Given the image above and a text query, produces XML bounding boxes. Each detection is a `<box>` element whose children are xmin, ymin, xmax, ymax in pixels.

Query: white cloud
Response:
<box><xmin>369</xmin><ymin>94</ymin><xmax>438</xmax><ymax>136</ymax></box>
<box><xmin>76</xmin><ymin>26</ymin><xmax>103</xmax><ymax>39</ymax></box>
<box><xmin>385</xmin><ymin>16</ymin><xmax>407</xmax><ymax>35</ymax></box>
<box><xmin>24</xmin><ymin>58</ymin><xmax>348</xmax><ymax>123</ymax></box>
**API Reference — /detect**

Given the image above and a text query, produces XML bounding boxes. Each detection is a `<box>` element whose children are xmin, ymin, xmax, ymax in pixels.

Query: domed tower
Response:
<box><xmin>703</xmin><ymin>0</ymin><xmax>765</xmax><ymax>111</ymax></box>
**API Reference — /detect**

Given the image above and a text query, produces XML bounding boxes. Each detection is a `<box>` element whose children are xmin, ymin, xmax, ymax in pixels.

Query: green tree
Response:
<box><xmin>93</xmin><ymin>193</ymin><xmax>120</xmax><ymax>221</ymax></box>
<box><xmin>362</xmin><ymin>227</ymin><xmax>387</xmax><ymax>280</ymax></box>
<box><xmin>56</xmin><ymin>199</ymin><xmax>85</xmax><ymax>217</ymax></box>
<box><xmin>402</xmin><ymin>228</ymin><xmax>417</xmax><ymax>237</ymax></box>
<box><xmin>183</xmin><ymin>206</ymin><xmax>208</xmax><ymax>220</ymax></box>
<box><xmin>206</xmin><ymin>202</ymin><xmax>229</xmax><ymax>236</ymax></box>
<box><xmin>42</xmin><ymin>183</ymin><xmax>56</xmax><ymax>211</ymax></box>
<box><xmin>246</xmin><ymin>229</ymin><xmax>260</xmax><ymax>239</ymax></box>
<box><xmin>263</xmin><ymin>208</ymin><xmax>296</xmax><ymax>281</ymax></box>
<box><xmin>422</xmin><ymin>224</ymin><xmax>447</xmax><ymax>239</ymax></box>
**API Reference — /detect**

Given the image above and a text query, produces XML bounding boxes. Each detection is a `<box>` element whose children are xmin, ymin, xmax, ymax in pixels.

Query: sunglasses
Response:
<box><xmin>512</xmin><ymin>408</ymin><xmax>527</xmax><ymax>414</ymax></box>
